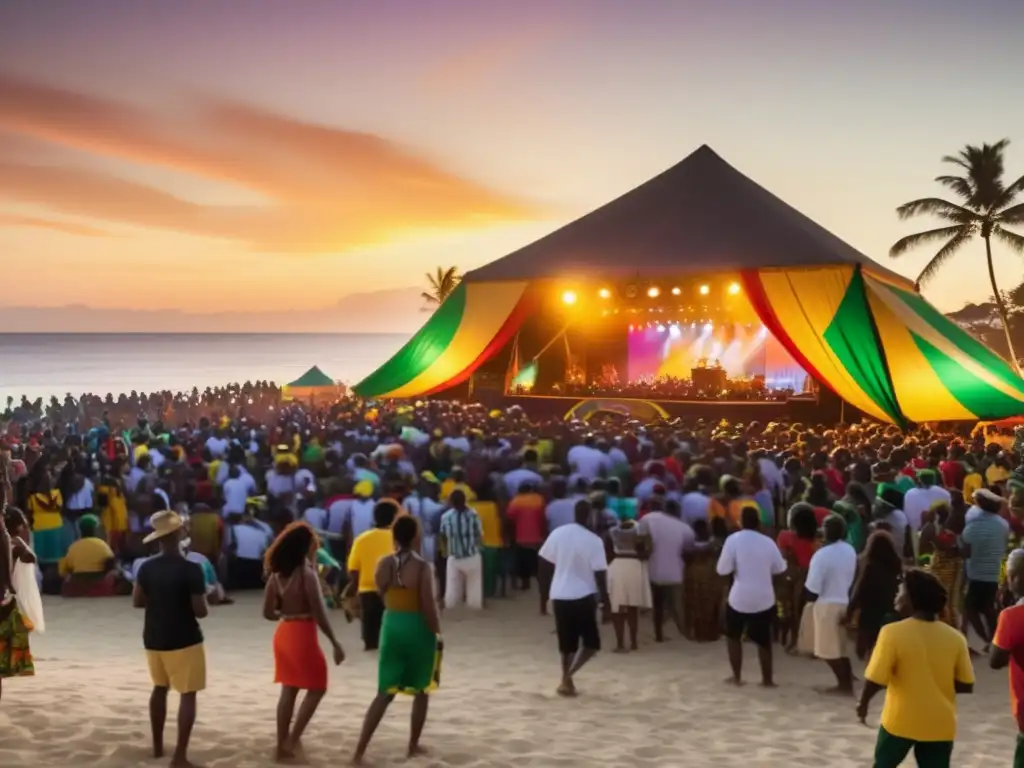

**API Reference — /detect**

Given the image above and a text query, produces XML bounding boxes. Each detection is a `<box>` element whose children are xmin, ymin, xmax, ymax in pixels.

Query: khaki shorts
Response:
<box><xmin>812</xmin><ymin>602</ymin><xmax>848</xmax><ymax>661</ymax></box>
<box><xmin>146</xmin><ymin>643</ymin><xmax>207</xmax><ymax>694</ymax></box>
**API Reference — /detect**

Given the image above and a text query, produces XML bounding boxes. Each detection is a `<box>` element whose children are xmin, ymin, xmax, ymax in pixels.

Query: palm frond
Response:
<box><xmin>890</xmin><ymin>225</ymin><xmax>967</xmax><ymax>257</ymax></box>
<box><xmin>1000</xmin><ymin>202</ymin><xmax>1024</xmax><ymax>224</ymax></box>
<box><xmin>916</xmin><ymin>234</ymin><xmax>972</xmax><ymax>284</ymax></box>
<box><xmin>934</xmin><ymin>174</ymin><xmax>975</xmax><ymax>201</ymax></box>
<box><xmin>895</xmin><ymin>197</ymin><xmax>975</xmax><ymax>222</ymax></box>
<box><xmin>421</xmin><ymin>291</ymin><xmax>439</xmax><ymax>303</ymax></box>
<box><xmin>993</xmin><ymin>173</ymin><xmax>1024</xmax><ymax>213</ymax></box>
<box><xmin>994</xmin><ymin>227</ymin><xmax>1024</xmax><ymax>254</ymax></box>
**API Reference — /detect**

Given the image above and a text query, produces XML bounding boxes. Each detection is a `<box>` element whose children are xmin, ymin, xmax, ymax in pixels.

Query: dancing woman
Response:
<box><xmin>262</xmin><ymin>522</ymin><xmax>345</xmax><ymax>762</ymax></box>
<box><xmin>352</xmin><ymin>515</ymin><xmax>441</xmax><ymax>764</ymax></box>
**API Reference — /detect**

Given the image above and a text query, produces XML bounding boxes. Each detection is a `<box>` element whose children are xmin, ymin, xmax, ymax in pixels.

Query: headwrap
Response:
<box><xmin>77</xmin><ymin>513</ymin><xmax>101</xmax><ymax>534</ymax></box>
<box><xmin>354</xmin><ymin>480</ymin><xmax>374</xmax><ymax>498</ymax></box>
<box><xmin>420</xmin><ymin>471</ymin><xmax>440</xmax><ymax>485</ymax></box>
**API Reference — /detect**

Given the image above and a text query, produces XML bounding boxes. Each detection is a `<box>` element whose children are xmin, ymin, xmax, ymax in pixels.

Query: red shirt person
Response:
<box><xmin>990</xmin><ymin>548</ymin><xmax>1024</xmax><ymax>766</ymax></box>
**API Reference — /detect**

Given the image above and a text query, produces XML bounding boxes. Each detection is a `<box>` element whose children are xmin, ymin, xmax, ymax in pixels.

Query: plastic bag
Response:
<box><xmin>12</xmin><ymin>560</ymin><xmax>44</xmax><ymax>634</ymax></box>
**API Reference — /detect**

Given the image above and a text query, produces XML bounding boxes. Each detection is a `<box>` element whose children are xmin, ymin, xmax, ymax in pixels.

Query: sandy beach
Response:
<box><xmin>0</xmin><ymin>594</ymin><xmax>1017</xmax><ymax>767</ymax></box>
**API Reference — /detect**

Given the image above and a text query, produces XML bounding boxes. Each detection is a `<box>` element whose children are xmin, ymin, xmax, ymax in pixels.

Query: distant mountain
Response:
<box><xmin>0</xmin><ymin>286</ymin><xmax>427</xmax><ymax>333</ymax></box>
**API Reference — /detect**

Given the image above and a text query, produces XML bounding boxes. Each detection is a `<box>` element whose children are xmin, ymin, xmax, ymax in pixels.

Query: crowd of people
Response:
<box><xmin>2</xmin><ymin>390</ymin><xmax>1024</xmax><ymax>765</ymax></box>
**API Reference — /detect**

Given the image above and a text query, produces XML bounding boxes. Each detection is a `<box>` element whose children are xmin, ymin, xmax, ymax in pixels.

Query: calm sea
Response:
<box><xmin>0</xmin><ymin>333</ymin><xmax>411</xmax><ymax>403</ymax></box>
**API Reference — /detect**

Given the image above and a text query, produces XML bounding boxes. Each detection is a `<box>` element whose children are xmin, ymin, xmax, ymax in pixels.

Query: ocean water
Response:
<box><xmin>0</xmin><ymin>333</ymin><xmax>411</xmax><ymax>403</ymax></box>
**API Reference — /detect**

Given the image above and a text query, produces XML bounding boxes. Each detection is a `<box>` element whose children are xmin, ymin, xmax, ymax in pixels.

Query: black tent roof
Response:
<box><xmin>464</xmin><ymin>145</ymin><xmax>910</xmax><ymax>286</ymax></box>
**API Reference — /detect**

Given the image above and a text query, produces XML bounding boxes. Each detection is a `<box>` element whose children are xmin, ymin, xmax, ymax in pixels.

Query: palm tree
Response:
<box><xmin>891</xmin><ymin>140</ymin><xmax>1024</xmax><ymax>372</ymax></box>
<box><xmin>421</xmin><ymin>266</ymin><xmax>461</xmax><ymax>308</ymax></box>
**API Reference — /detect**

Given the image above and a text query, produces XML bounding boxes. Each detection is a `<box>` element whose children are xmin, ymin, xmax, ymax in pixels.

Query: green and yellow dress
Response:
<box><xmin>0</xmin><ymin>600</ymin><xmax>35</xmax><ymax>679</ymax></box>
<box><xmin>378</xmin><ymin>559</ymin><xmax>440</xmax><ymax>696</ymax></box>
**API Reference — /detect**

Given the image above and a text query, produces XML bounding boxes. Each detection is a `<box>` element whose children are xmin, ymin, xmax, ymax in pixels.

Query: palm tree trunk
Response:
<box><xmin>985</xmin><ymin>235</ymin><xmax>1022</xmax><ymax>374</ymax></box>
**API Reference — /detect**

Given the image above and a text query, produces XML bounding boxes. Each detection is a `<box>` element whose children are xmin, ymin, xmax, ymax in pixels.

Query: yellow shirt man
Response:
<box><xmin>865</xmin><ymin>617</ymin><xmax>974</xmax><ymax>743</ymax></box>
<box><xmin>59</xmin><ymin>537</ymin><xmax>115</xmax><ymax>577</ymax></box>
<box><xmin>440</xmin><ymin>480</ymin><xmax>476</xmax><ymax>504</ymax></box>
<box><xmin>347</xmin><ymin>527</ymin><xmax>394</xmax><ymax>593</ymax></box>
<box><xmin>471</xmin><ymin>501</ymin><xmax>503</xmax><ymax>549</ymax></box>
<box><xmin>962</xmin><ymin>472</ymin><xmax>983</xmax><ymax>502</ymax></box>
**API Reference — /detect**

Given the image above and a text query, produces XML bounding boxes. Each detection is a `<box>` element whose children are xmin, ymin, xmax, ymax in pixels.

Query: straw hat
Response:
<box><xmin>143</xmin><ymin>510</ymin><xmax>185</xmax><ymax>544</ymax></box>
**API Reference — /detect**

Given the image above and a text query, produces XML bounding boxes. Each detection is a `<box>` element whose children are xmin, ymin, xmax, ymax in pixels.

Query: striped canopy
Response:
<box><xmin>353</xmin><ymin>146</ymin><xmax>1024</xmax><ymax>423</ymax></box>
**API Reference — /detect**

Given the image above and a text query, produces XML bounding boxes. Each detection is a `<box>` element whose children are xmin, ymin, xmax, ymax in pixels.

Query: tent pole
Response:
<box><xmin>532</xmin><ymin>324</ymin><xmax>570</xmax><ymax>360</ymax></box>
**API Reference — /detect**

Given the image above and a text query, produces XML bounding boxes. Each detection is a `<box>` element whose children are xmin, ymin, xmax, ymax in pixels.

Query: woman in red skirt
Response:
<box><xmin>263</xmin><ymin>522</ymin><xmax>346</xmax><ymax>761</ymax></box>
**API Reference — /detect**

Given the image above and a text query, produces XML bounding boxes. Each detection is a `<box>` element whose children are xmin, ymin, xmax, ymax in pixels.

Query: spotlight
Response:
<box><xmin>561</xmin><ymin>290</ymin><xmax>577</xmax><ymax>305</ymax></box>
<box><xmin>703</xmin><ymin>322</ymin><xmax>713</xmax><ymax>332</ymax></box>
<box><xmin>699</xmin><ymin>284</ymin><xmax>710</xmax><ymax>296</ymax></box>
<box><xmin>628</xmin><ymin>324</ymin><xmax>635</xmax><ymax>332</ymax></box>
<box><xmin>727</xmin><ymin>282</ymin><xmax>741</xmax><ymax>295</ymax></box>
<box><xmin>671</xmin><ymin>287</ymin><xmax>681</xmax><ymax>296</ymax></box>
<box><xmin>669</xmin><ymin>325</ymin><xmax>681</xmax><ymax>338</ymax></box>
<box><xmin>691</xmin><ymin>322</ymin><xmax>697</xmax><ymax>329</ymax></box>
<box><xmin>647</xmin><ymin>286</ymin><xmax>660</xmax><ymax>298</ymax></box>
<box><xmin>598</xmin><ymin>288</ymin><xmax>611</xmax><ymax>299</ymax></box>
<box><xmin>656</xmin><ymin>324</ymin><xmax>666</xmax><ymax>333</ymax></box>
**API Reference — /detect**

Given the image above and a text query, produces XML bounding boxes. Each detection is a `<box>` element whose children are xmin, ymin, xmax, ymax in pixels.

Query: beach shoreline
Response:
<box><xmin>0</xmin><ymin>593</ymin><xmax>1015</xmax><ymax>767</ymax></box>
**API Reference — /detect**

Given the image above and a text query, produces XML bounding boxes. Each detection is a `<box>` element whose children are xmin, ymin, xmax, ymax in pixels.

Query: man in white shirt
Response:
<box><xmin>716</xmin><ymin>505</ymin><xmax>786</xmax><ymax>686</ymax></box>
<box><xmin>538</xmin><ymin>499</ymin><xmax>609</xmax><ymax>697</ymax></box>
<box><xmin>805</xmin><ymin>515</ymin><xmax>858</xmax><ymax>694</ymax></box>
<box><xmin>568</xmin><ymin>436</ymin><xmax>611</xmax><ymax>482</ymax></box>
<box><xmin>502</xmin><ymin>450</ymin><xmax>543</xmax><ymax>499</ymax></box>
<box><xmin>902</xmin><ymin>469</ymin><xmax>951</xmax><ymax>532</ymax></box>
<box><xmin>221</xmin><ymin>465</ymin><xmax>256</xmax><ymax>518</ymax></box>
<box><xmin>204</xmin><ymin>431</ymin><xmax>229</xmax><ymax>460</ymax></box>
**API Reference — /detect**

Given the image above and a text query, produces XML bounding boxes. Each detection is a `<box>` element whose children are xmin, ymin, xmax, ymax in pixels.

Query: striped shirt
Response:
<box><xmin>962</xmin><ymin>511</ymin><xmax>1010</xmax><ymax>583</ymax></box>
<box><xmin>439</xmin><ymin>507</ymin><xmax>484</xmax><ymax>560</ymax></box>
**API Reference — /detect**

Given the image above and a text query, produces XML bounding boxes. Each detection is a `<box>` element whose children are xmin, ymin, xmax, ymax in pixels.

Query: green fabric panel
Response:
<box><xmin>288</xmin><ymin>366</ymin><xmax>334</xmax><ymax>387</ymax></box>
<box><xmin>893</xmin><ymin>287</ymin><xmax>1024</xmax><ymax>397</ymax></box>
<box><xmin>822</xmin><ymin>269</ymin><xmax>903</xmax><ymax>424</ymax></box>
<box><xmin>352</xmin><ymin>283</ymin><xmax>467</xmax><ymax>397</ymax></box>
<box><xmin>911</xmin><ymin>332</ymin><xmax>1024</xmax><ymax>418</ymax></box>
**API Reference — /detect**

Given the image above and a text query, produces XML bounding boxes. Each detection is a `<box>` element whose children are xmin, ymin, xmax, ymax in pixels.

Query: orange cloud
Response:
<box><xmin>0</xmin><ymin>212</ymin><xmax>114</xmax><ymax>238</ymax></box>
<box><xmin>0</xmin><ymin>73</ymin><xmax>545</xmax><ymax>251</ymax></box>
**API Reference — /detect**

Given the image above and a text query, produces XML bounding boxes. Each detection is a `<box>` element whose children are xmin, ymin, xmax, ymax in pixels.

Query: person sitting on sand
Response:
<box><xmin>538</xmin><ymin>499</ymin><xmax>609</xmax><ymax>697</ymax></box>
<box><xmin>716</xmin><ymin>504</ymin><xmax>786</xmax><ymax>687</ymax></box>
<box><xmin>352</xmin><ymin>515</ymin><xmax>441</xmax><ymax>764</ymax></box>
<box><xmin>133</xmin><ymin>510</ymin><xmax>209</xmax><ymax>768</ymax></box>
<box><xmin>858</xmin><ymin>568</ymin><xmax>974</xmax><ymax>768</ymax></box>
<box><xmin>59</xmin><ymin>514</ymin><xmax>120</xmax><ymax>597</ymax></box>
<box><xmin>263</xmin><ymin>521</ymin><xmax>345</xmax><ymax>762</ymax></box>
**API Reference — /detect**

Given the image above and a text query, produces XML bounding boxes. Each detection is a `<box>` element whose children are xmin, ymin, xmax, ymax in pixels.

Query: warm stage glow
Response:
<box><xmin>728</xmin><ymin>282</ymin><xmax>741</xmax><ymax>295</ymax></box>
<box><xmin>598</xmin><ymin>288</ymin><xmax>612</xmax><ymax>299</ymax></box>
<box><xmin>647</xmin><ymin>286</ymin><xmax>660</xmax><ymax>298</ymax></box>
<box><xmin>671</xmin><ymin>287</ymin><xmax>681</xmax><ymax>296</ymax></box>
<box><xmin>698</xmin><ymin>284</ymin><xmax>710</xmax><ymax>295</ymax></box>
<box><xmin>561</xmin><ymin>290</ymin><xmax>578</xmax><ymax>305</ymax></box>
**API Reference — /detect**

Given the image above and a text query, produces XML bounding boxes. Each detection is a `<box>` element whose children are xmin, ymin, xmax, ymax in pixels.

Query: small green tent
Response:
<box><xmin>282</xmin><ymin>366</ymin><xmax>346</xmax><ymax>403</ymax></box>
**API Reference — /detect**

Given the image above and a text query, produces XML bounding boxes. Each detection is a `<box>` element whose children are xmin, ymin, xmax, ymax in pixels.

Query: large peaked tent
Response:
<box><xmin>283</xmin><ymin>366</ymin><xmax>346</xmax><ymax>403</ymax></box>
<box><xmin>354</xmin><ymin>146</ymin><xmax>1024</xmax><ymax>425</ymax></box>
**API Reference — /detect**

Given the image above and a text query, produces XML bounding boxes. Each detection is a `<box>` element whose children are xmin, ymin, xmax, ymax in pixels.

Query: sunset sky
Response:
<box><xmin>1</xmin><ymin>0</ymin><xmax>1023</xmax><ymax>329</ymax></box>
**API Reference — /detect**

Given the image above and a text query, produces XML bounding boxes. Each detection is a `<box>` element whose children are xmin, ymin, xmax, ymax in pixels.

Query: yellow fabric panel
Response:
<box><xmin>866</xmin><ymin>277</ymin><xmax>1024</xmax><ymax>407</ymax></box>
<box><xmin>758</xmin><ymin>267</ymin><xmax>891</xmax><ymax>422</ymax></box>
<box><xmin>865</xmin><ymin>286</ymin><xmax>974</xmax><ymax>422</ymax></box>
<box><xmin>380</xmin><ymin>281</ymin><xmax>528</xmax><ymax>398</ymax></box>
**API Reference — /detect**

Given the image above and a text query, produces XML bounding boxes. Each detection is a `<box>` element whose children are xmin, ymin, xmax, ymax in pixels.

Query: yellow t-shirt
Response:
<box><xmin>865</xmin><ymin>617</ymin><xmax>974</xmax><ymax>742</ymax></box>
<box><xmin>962</xmin><ymin>472</ymin><xmax>983</xmax><ymax>502</ymax></box>
<box><xmin>208</xmin><ymin>459</ymin><xmax>222</xmax><ymax>484</ymax></box>
<box><xmin>347</xmin><ymin>528</ymin><xmax>394</xmax><ymax>593</ymax></box>
<box><xmin>59</xmin><ymin>537</ymin><xmax>115</xmax><ymax>577</ymax></box>
<box><xmin>986</xmin><ymin>465</ymin><xmax>1010</xmax><ymax>487</ymax></box>
<box><xmin>472</xmin><ymin>501</ymin><xmax>503</xmax><ymax>548</ymax></box>
<box><xmin>440</xmin><ymin>480</ymin><xmax>477</xmax><ymax>504</ymax></box>
<box><xmin>99</xmin><ymin>483</ymin><xmax>128</xmax><ymax>533</ymax></box>
<box><xmin>29</xmin><ymin>490</ymin><xmax>64</xmax><ymax>532</ymax></box>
